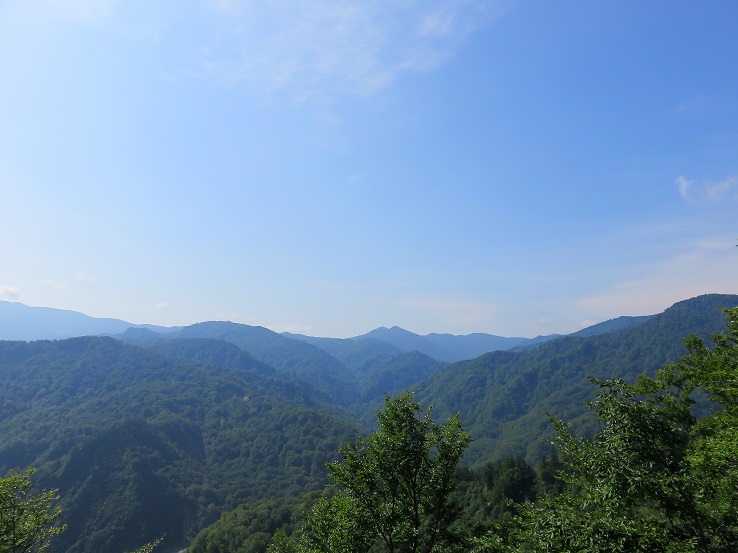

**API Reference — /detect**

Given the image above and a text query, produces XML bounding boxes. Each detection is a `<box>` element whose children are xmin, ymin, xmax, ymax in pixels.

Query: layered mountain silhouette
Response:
<box><xmin>0</xmin><ymin>301</ymin><xmax>177</xmax><ymax>341</ymax></box>
<box><xmin>1</xmin><ymin>300</ymin><xmax>628</xmax><ymax>362</ymax></box>
<box><xmin>1</xmin><ymin>293</ymin><xmax>737</xmax><ymax>552</ymax></box>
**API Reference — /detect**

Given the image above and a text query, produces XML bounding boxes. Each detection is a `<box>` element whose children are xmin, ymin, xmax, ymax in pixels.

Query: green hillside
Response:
<box><xmin>281</xmin><ymin>334</ymin><xmax>403</xmax><ymax>368</ymax></box>
<box><xmin>176</xmin><ymin>322</ymin><xmax>359</xmax><ymax>405</ymax></box>
<box><xmin>415</xmin><ymin>293</ymin><xmax>738</xmax><ymax>465</ymax></box>
<box><xmin>2</xmin><ymin>294</ymin><xmax>737</xmax><ymax>552</ymax></box>
<box><xmin>0</xmin><ymin>337</ymin><xmax>360</xmax><ymax>552</ymax></box>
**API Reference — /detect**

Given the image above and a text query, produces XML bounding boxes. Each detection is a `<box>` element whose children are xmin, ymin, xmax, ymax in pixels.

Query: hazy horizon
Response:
<box><xmin>2</xmin><ymin>1</ymin><xmax>737</xmax><ymax>338</ymax></box>
<box><xmin>0</xmin><ymin>294</ymin><xmax>686</xmax><ymax>340</ymax></box>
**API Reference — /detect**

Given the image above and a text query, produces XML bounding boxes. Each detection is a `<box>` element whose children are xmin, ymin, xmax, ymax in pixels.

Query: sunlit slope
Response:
<box><xmin>415</xmin><ymin>294</ymin><xmax>738</xmax><ymax>466</ymax></box>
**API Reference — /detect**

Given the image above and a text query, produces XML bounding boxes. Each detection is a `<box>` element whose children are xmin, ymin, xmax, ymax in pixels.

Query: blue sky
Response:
<box><xmin>1</xmin><ymin>0</ymin><xmax>737</xmax><ymax>338</ymax></box>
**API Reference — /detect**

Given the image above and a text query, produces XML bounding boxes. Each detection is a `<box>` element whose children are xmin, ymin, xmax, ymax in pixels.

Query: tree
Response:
<box><xmin>269</xmin><ymin>493</ymin><xmax>374</xmax><ymax>553</ymax></box>
<box><xmin>0</xmin><ymin>468</ymin><xmax>161</xmax><ymax>553</ymax></box>
<box><xmin>270</xmin><ymin>391</ymin><xmax>471</xmax><ymax>553</ymax></box>
<box><xmin>0</xmin><ymin>469</ymin><xmax>64</xmax><ymax>553</ymax></box>
<box><xmin>475</xmin><ymin>306</ymin><xmax>738</xmax><ymax>553</ymax></box>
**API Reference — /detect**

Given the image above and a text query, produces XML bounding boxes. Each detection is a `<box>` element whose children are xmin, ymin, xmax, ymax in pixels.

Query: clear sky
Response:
<box><xmin>1</xmin><ymin>0</ymin><xmax>737</xmax><ymax>338</ymax></box>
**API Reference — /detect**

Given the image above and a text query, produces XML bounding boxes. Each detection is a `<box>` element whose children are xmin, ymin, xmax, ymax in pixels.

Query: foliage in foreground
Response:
<box><xmin>0</xmin><ymin>469</ymin><xmax>162</xmax><ymax>553</ymax></box>
<box><xmin>475</xmin><ymin>306</ymin><xmax>738</xmax><ymax>552</ymax></box>
<box><xmin>268</xmin><ymin>391</ymin><xmax>472</xmax><ymax>553</ymax></box>
<box><xmin>187</xmin><ymin>494</ymin><xmax>321</xmax><ymax>553</ymax></box>
<box><xmin>7</xmin><ymin>299</ymin><xmax>738</xmax><ymax>553</ymax></box>
<box><xmin>189</xmin><ymin>453</ymin><xmax>564</xmax><ymax>553</ymax></box>
<box><xmin>0</xmin><ymin>468</ymin><xmax>64</xmax><ymax>553</ymax></box>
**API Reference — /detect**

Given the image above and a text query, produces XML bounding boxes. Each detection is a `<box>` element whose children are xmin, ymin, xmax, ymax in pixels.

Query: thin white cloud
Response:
<box><xmin>677</xmin><ymin>175</ymin><xmax>738</xmax><ymax>202</ymax></box>
<box><xmin>4</xmin><ymin>0</ymin><xmax>511</xmax><ymax>103</ymax></box>
<box><xmin>705</xmin><ymin>176</ymin><xmax>738</xmax><ymax>201</ymax></box>
<box><xmin>0</xmin><ymin>284</ymin><xmax>21</xmax><ymax>300</ymax></box>
<box><xmin>676</xmin><ymin>175</ymin><xmax>693</xmax><ymax>200</ymax></box>
<box><xmin>576</xmin><ymin>236</ymin><xmax>738</xmax><ymax>318</ymax></box>
<box><xmin>203</xmin><ymin>0</ymin><xmax>512</xmax><ymax>101</ymax></box>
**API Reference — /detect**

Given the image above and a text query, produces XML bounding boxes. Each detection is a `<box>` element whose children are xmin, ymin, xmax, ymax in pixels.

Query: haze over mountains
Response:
<box><xmin>0</xmin><ymin>299</ymin><xmax>651</xmax><ymax>362</ymax></box>
<box><xmin>0</xmin><ymin>301</ymin><xmax>178</xmax><ymax>341</ymax></box>
<box><xmin>1</xmin><ymin>293</ymin><xmax>737</xmax><ymax>552</ymax></box>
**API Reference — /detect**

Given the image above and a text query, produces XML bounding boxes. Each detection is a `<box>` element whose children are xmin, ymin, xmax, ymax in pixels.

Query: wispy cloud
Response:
<box><xmin>576</xmin><ymin>236</ymin><xmax>738</xmax><ymax>318</ymax></box>
<box><xmin>5</xmin><ymin>0</ymin><xmax>511</xmax><ymax>103</ymax></box>
<box><xmin>677</xmin><ymin>175</ymin><xmax>738</xmax><ymax>202</ymax></box>
<box><xmin>203</xmin><ymin>0</ymin><xmax>512</xmax><ymax>101</ymax></box>
<box><xmin>676</xmin><ymin>175</ymin><xmax>693</xmax><ymax>200</ymax></box>
<box><xmin>0</xmin><ymin>284</ymin><xmax>21</xmax><ymax>300</ymax></box>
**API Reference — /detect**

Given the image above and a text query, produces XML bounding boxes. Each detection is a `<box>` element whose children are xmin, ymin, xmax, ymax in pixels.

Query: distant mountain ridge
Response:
<box><xmin>0</xmin><ymin>299</ymin><xmax>684</xmax><ymax>363</ymax></box>
<box><xmin>284</xmin><ymin>327</ymin><xmax>563</xmax><ymax>363</ymax></box>
<box><xmin>1</xmin><ymin>292</ymin><xmax>736</xmax><ymax>551</ymax></box>
<box><xmin>0</xmin><ymin>301</ymin><xmax>177</xmax><ymax>341</ymax></box>
<box><xmin>359</xmin><ymin>326</ymin><xmax>536</xmax><ymax>362</ymax></box>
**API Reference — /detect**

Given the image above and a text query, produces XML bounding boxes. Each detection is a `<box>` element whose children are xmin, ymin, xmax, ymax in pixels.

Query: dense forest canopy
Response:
<box><xmin>0</xmin><ymin>294</ymin><xmax>736</xmax><ymax>552</ymax></box>
<box><xmin>0</xmin><ymin>338</ymin><xmax>360</xmax><ymax>552</ymax></box>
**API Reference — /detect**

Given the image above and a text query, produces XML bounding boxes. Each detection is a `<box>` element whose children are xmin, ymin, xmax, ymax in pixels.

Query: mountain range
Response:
<box><xmin>0</xmin><ymin>300</ymin><xmax>649</xmax><ymax>361</ymax></box>
<box><xmin>1</xmin><ymin>293</ymin><xmax>736</xmax><ymax>552</ymax></box>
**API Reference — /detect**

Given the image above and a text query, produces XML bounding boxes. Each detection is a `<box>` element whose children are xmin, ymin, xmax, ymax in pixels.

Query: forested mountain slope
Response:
<box><xmin>175</xmin><ymin>322</ymin><xmax>358</xmax><ymax>405</ymax></box>
<box><xmin>142</xmin><ymin>338</ymin><xmax>342</xmax><ymax>409</ymax></box>
<box><xmin>3</xmin><ymin>293</ymin><xmax>736</xmax><ymax>552</ymax></box>
<box><xmin>0</xmin><ymin>337</ymin><xmax>360</xmax><ymax>553</ymax></box>
<box><xmin>280</xmin><ymin>333</ymin><xmax>404</xmax><ymax>372</ymax></box>
<box><xmin>415</xmin><ymin>294</ymin><xmax>738</xmax><ymax>465</ymax></box>
<box><xmin>356</xmin><ymin>350</ymin><xmax>446</xmax><ymax>402</ymax></box>
<box><xmin>173</xmin><ymin>323</ymin><xmax>450</xmax><ymax>407</ymax></box>
<box><xmin>569</xmin><ymin>314</ymin><xmax>654</xmax><ymax>337</ymax></box>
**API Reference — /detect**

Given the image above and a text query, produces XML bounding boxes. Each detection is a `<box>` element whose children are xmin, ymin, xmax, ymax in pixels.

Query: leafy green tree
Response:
<box><xmin>269</xmin><ymin>493</ymin><xmax>374</xmax><ymax>553</ymax></box>
<box><xmin>0</xmin><ymin>469</ymin><xmax>64</xmax><ymax>553</ymax></box>
<box><xmin>270</xmin><ymin>391</ymin><xmax>471</xmax><ymax>553</ymax></box>
<box><xmin>188</xmin><ymin>493</ymin><xmax>321</xmax><ymax>553</ymax></box>
<box><xmin>475</xmin><ymin>307</ymin><xmax>738</xmax><ymax>553</ymax></box>
<box><xmin>0</xmin><ymin>467</ymin><xmax>161</xmax><ymax>553</ymax></box>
